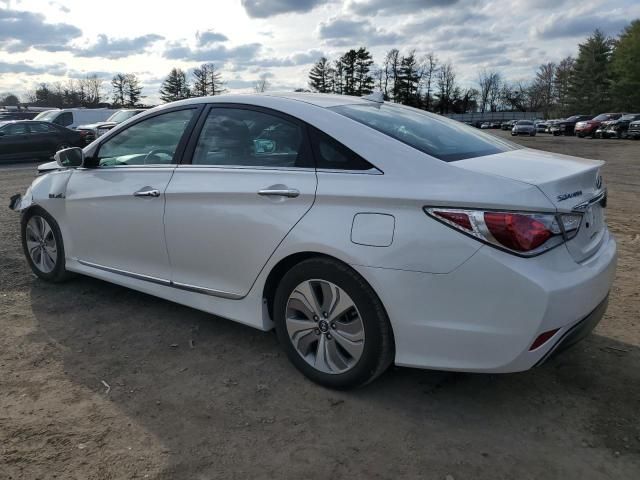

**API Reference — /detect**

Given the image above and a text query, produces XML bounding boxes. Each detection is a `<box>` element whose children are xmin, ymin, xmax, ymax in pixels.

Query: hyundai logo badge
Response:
<box><xmin>595</xmin><ymin>175</ymin><xmax>603</xmax><ymax>190</ymax></box>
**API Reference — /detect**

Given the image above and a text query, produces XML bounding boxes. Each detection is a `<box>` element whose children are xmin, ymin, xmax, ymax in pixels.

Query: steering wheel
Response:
<box><xmin>142</xmin><ymin>149</ymin><xmax>174</xmax><ymax>165</ymax></box>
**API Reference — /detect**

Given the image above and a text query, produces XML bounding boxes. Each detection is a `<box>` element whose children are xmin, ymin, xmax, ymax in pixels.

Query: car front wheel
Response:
<box><xmin>21</xmin><ymin>207</ymin><xmax>71</xmax><ymax>282</ymax></box>
<box><xmin>274</xmin><ymin>257</ymin><xmax>394</xmax><ymax>389</ymax></box>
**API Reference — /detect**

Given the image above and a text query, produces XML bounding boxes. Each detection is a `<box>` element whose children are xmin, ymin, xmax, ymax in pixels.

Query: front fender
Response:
<box><xmin>10</xmin><ymin>170</ymin><xmax>73</xmax><ymax>213</ymax></box>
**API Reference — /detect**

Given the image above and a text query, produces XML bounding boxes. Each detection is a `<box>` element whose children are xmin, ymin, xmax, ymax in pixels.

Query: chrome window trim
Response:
<box><xmin>77</xmin><ymin>259</ymin><xmax>243</xmax><ymax>300</ymax></box>
<box><xmin>176</xmin><ymin>164</ymin><xmax>316</xmax><ymax>173</ymax></box>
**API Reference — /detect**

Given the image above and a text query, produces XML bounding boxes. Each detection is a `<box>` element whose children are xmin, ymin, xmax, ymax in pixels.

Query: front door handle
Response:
<box><xmin>133</xmin><ymin>187</ymin><xmax>160</xmax><ymax>198</ymax></box>
<box><xmin>258</xmin><ymin>188</ymin><xmax>300</xmax><ymax>198</ymax></box>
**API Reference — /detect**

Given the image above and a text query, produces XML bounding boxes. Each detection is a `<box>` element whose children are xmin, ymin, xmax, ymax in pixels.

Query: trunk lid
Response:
<box><xmin>454</xmin><ymin>148</ymin><xmax>607</xmax><ymax>262</ymax></box>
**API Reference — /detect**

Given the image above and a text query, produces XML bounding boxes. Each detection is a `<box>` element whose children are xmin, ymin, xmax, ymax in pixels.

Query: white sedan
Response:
<box><xmin>11</xmin><ymin>93</ymin><xmax>616</xmax><ymax>389</ymax></box>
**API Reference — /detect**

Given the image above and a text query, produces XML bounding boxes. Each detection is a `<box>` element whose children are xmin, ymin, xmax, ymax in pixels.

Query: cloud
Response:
<box><xmin>318</xmin><ymin>17</ymin><xmax>401</xmax><ymax>46</ymax></box>
<box><xmin>0</xmin><ymin>8</ymin><xmax>81</xmax><ymax>52</ymax></box>
<box><xmin>196</xmin><ymin>30</ymin><xmax>228</xmax><ymax>46</ymax></box>
<box><xmin>0</xmin><ymin>60</ymin><xmax>67</xmax><ymax>76</ymax></box>
<box><xmin>241</xmin><ymin>0</ymin><xmax>329</xmax><ymax>18</ymax></box>
<box><xmin>348</xmin><ymin>0</ymin><xmax>460</xmax><ymax>15</ymax></box>
<box><xmin>74</xmin><ymin>34</ymin><xmax>164</xmax><ymax>59</ymax></box>
<box><xmin>534</xmin><ymin>12</ymin><xmax>630</xmax><ymax>39</ymax></box>
<box><xmin>163</xmin><ymin>41</ymin><xmax>262</xmax><ymax>63</ymax></box>
<box><xmin>251</xmin><ymin>49</ymin><xmax>325</xmax><ymax>67</ymax></box>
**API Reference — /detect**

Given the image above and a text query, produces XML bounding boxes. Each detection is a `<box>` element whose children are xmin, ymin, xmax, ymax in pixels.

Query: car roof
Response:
<box><xmin>162</xmin><ymin>92</ymin><xmax>376</xmax><ymax>110</ymax></box>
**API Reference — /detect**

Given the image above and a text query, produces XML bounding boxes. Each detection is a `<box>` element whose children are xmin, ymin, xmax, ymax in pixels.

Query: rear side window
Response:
<box><xmin>192</xmin><ymin>107</ymin><xmax>312</xmax><ymax>168</ymax></box>
<box><xmin>28</xmin><ymin>122</ymin><xmax>56</xmax><ymax>133</ymax></box>
<box><xmin>309</xmin><ymin>127</ymin><xmax>374</xmax><ymax>171</ymax></box>
<box><xmin>54</xmin><ymin>112</ymin><xmax>73</xmax><ymax>127</ymax></box>
<box><xmin>331</xmin><ymin>104</ymin><xmax>520</xmax><ymax>162</ymax></box>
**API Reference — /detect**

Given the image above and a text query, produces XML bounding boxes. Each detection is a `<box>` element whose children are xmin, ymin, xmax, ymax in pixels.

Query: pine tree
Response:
<box><xmin>159</xmin><ymin>68</ymin><xmax>190</xmax><ymax>103</ymax></box>
<box><xmin>192</xmin><ymin>63</ymin><xmax>226</xmax><ymax>97</ymax></box>
<box><xmin>354</xmin><ymin>47</ymin><xmax>374</xmax><ymax>96</ymax></box>
<box><xmin>308</xmin><ymin>57</ymin><xmax>331</xmax><ymax>93</ymax></box>
<box><xmin>124</xmin><ymin>74</ymin><xmax>143</xmax><ymax>106</ymax></box>
<box><xmin>610</xmin><ymin>20</ymin><xmax>640</xmax><ymax>111</ymax></box>
<box><xmin>340</xmin><ymin>50</ymin><xmax>358</xmax><ymax>96</ymax></box>
<box><xmin>567</xmin><ymin>29</ymin><xmax>613</xmax><ymax>114</ymax></box>
<box><xmin>396</xmin><ymin>51</ymin><xmax>421</xmax><ymax>106</ymax></box>
<box><xmin>111</xmin><ymin>74</ymin><xmax>127</xmax><ymax>107</ymax></box>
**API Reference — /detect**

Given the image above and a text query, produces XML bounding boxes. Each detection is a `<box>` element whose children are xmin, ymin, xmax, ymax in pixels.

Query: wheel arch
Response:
<box><xmin>261</xmin><ymin>251</ymin><xmax>394</xmax><ymax>339</ymax></box>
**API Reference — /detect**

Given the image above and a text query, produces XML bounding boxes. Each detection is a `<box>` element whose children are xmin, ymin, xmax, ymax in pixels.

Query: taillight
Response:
<box><xmin>484</xmin><ymin>213</ymin><xmax>551</xmax><ymax>251</ymax></box>
<box><xmin>424</xmin><ymin>208</ymin><xmax>582</xmax><ymax>257</ymax></box>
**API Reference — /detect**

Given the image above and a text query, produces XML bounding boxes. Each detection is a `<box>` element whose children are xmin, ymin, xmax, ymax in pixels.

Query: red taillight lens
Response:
<box><xmin>433</xmin><ymin>211</ymin><xmax>472</xmax><ymax>231</ymax></box>
<box><xmin>484</xmin><ymin>213</ymin><xmax>552</xmax><ymax>252</ymax></box>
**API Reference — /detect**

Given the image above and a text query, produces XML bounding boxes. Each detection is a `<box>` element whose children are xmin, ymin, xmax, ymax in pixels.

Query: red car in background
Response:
<box><xmin>575</xmin><ymin>113</ymin><xmax>624</xmax><ymax>138</ymax></box>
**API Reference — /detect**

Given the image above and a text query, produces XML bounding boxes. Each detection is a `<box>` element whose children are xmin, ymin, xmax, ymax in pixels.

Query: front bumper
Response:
<box><xmin>356</xmin><ymin>231</ymin><xmax>617</xmax><ymax>372</ymax></box>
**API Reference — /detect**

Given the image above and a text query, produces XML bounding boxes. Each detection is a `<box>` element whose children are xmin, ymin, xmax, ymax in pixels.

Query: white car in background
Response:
<box><xmin>11</xmin><ymin>93</ymin><xmax>616</xmax><ymax>389</ymax></box>
<box><xmin>34</xmin><ymin>108</ymin><xmax>117</xmax><ymax>129</ymax></box>
<box><xmin>76</xmin><ymin>109</ymin><xmax>146</xmax><ymax>144</ymax></box>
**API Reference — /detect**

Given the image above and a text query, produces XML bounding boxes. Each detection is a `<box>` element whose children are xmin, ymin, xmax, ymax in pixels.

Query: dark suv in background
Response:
<box><xmin>553</xmin><ymin>115</ymin><xmax>593</xmax><ymax>136</ymax></box>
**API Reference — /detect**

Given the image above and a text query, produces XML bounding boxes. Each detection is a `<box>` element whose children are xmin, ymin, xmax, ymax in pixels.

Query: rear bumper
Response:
<box><xmin>356</xmin><ymin>230</ymin><xmax>617</xmax><ymax>372</ymax></box>
<box><xmin>535</xmin><ymin>295</ymin><xmax>608</xmax><ymax>366</ymax></box>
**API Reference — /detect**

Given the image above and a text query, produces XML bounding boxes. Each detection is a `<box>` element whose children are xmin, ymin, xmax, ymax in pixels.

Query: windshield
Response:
<box><xmin>622</xmin><ymin>114</ymin><xmax>639</xmax><ymax>121</ymax></box>
<box><xmin>330</xmin><ymin>103</ymin><xmax>521</xmax><ymax>162</ymax></box>
<box><xmin>592</xmin><ymin>114</ymin><xmax>610</xmax><ymax>121</ymax></box>
<box><xmin>34</xmin><ymin>110</ymin><xmax>59</xmax><ymax>122</ymax></box>
<box><xmin>107</xmin><ymin>110</ymin><xmax>140</xmax><ymax>123</ymax></box>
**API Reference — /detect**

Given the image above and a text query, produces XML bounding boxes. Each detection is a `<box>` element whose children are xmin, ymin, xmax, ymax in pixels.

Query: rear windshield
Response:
<box><xmin>517</xmin><ymin>120</ymin><xmax>533</xmax><ymax>125</ymax></box>
<box><xmin>330</xmin><ymin>103</ymin><xmax>521</xmax><ymax>162</ymax></box>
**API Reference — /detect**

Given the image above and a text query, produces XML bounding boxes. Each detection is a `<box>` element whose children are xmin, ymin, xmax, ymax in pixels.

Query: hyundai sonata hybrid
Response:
<box><xmin>10</xmin><ymin>93</ymin><xmax>616</xmax><ymax>389</ymax></box>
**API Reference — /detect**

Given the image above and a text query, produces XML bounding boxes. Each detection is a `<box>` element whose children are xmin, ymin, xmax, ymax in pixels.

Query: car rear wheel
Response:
<box><xmin>274</xmin><ymin>257</ymin><xmax>394</xmax><ymax>389</ymax></box>
<box><xmin>21</xmin><ymin>207</ymin><xmax>71</xmax><ymax>282</ymax></box>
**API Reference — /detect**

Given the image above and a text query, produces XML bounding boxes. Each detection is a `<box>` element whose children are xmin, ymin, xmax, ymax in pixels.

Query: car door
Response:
<box><xmin>0</xmin><ymin>123</ymin><xmax>30</xmax><ymax>159</ymax></box>
<box><xmin>163</xmin><ymin>105</ymin><xmax>317</xmax><ymax>298</ymax></box>
<box><xmin>65</xmin><ymin>107</ymin><xmax>200</xmax><ymax>281</ymax></box>
<box><xmin>26</xmin><ymin>122</ymin><xmax>58</xmax><ymax>156</ymax></box>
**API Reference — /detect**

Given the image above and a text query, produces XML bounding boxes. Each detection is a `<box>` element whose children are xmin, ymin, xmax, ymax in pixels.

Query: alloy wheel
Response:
<box><xmin>25</xmin><ymin>215</ymin><xmax>57</xmax><ymax>273</ymax></box>
<box><xmin>285</xmin><ymin>279</ymin><xmax>365</xmax><ymax>374</ymax></box>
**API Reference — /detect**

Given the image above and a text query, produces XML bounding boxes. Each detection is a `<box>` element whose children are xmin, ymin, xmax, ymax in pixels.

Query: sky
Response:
<box><xmin>0</xmin><ymin>0</ymin><xmax>638</xmax><ymax>104</ymax></box>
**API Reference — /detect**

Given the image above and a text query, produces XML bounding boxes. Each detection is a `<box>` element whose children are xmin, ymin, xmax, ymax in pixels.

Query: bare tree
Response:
<box><xmin>478</xmin><ymin>69</ymin><xmax>501</xmax><ymax>113</ymax></box>
<box><xmin>421</xmin><ymin>53</ymin><xmax>438</xmax><ymax>111</ymax></box>
<box><xmin>534</xmin><ymin>62</ymin><xmax>557</xmax><ymax>117</ymax></box>
<box><xmin>435</xmin><ymin>62</ymin><xmax>457</xmax><ymax>114</ymax></box>
<box><xmin>254</xmin><ymin>73</ymin><xmax>270</xmax><ymax>93</ymax></box>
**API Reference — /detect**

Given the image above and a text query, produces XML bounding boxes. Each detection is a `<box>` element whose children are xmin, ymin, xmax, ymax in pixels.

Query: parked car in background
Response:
<box><xmin>599</xmin><ymin>114</ymin><xmax>640</xmax><ymax>139</ymax></box>
<box><xmin>489</xmin><ymin>122</ymin><xmax>501</xmax><ymax>129</ymax></box>
<box><xmin>628</xmin><ymin>120</ymin><xmax>640</xmax><ymax>139</ymax></box>
<box><xmin>500</xmin><ymin>121</ymin><xmax>513</xmax><ymax>130</ymax></box>
<box><xmin>0</xmin><ymin>111</ymin><xmax>40</xmax><ymax>121</ymax></box>
<box><xmin>511</xmin><ymin>120</ymin><xmax>536</xmax><ymax>136</ymax></box>
<box><xmin>575</xmin><ymin>113</ymin><xmax>624</xmax><ymax>138</ymax></box>
<box><xmin>480</xmin><ymin>122</ymin><xmax>491</xmax><ymax>129</ymax></box>
<box><xmin>76</xmin><ymin>109</ymin><xmax>145</xmax><ymax>144</ymax></box>
<box><xmin>0</xmin><ymin>120</ymin><xmax>83</xmax><ymax>162</ymax></box>
<box><xmin>34</xmin><ymin>108</ymin><xmax>117</xmax><ymax>129</ymax></box>
<box><xmin>535</xmin><ymin>120</ymin><xmax>548</xmax><ymax>133</ymax></box>
<box><xmin>554</xmin><ymin>115</ymin><xmax>592</xmax><ymax>136</ymax></box>
<box><xmin>10</xmin><ymin>93</ymin><xmax>615</xmax><ymax>389</ymax></box>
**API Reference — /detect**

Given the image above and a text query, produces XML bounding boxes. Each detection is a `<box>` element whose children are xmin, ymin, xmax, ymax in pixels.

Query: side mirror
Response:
<box><xmin>54</xmin><ymin>147</ymin><xmax>84</xmax><ymax>168</ymax></box>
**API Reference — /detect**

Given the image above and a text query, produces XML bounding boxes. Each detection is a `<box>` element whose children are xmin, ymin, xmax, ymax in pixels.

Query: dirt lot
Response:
<box><xmin>1</xmin><ymin>132</ymin><xmax>639</xmax><ymax>480</ymax></box>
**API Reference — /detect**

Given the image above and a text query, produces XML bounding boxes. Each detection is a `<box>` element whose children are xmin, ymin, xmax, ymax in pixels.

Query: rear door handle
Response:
<box><xmin>258</xmin><ymin>188</ymin><xmax>300</xmax><ymax>198</ymax></box>
<box><xmin>133</xmin><ymin>187</ymin><xmax>161</xmax><ymax>198</ymax></box>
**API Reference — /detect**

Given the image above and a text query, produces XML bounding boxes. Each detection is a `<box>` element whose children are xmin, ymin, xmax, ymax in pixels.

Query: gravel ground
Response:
<box><xmin>1</xmin><ymin>131</ymin><xmax>639</xmax><ymax>480</ymax></box>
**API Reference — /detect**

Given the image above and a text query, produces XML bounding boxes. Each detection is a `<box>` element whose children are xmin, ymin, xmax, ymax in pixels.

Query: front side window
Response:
<box><xmin>96</xmin><ymin>109</ymin><xmax>195</xmax><ymax>167</ymax></box>
<box><xmin>192</xmin><ymin>108</ymin><xmax>310</xmax><ymax>168</ymax></box>
<box><xmin>331</xmin><ymin>104</ymin><xmax>521</xmax><ymax>162</ymax></box>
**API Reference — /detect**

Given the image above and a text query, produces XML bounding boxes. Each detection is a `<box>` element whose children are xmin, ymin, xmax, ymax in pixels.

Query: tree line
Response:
<box><xmin>308</xmin><ymin>19</ymin><xmax>640</xmax><ymax>117</ymax></box>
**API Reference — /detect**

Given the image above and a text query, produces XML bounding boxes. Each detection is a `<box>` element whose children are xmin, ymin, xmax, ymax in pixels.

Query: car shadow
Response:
<box><xmin>28</xmin><ymin>275</ymin><xmax>640</xmax><ymax>479</ymax></box>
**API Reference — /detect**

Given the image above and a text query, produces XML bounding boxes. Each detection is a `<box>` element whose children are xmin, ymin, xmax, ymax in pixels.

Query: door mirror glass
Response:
<box><xmin>54</xmin><ymin>147</ymin><xmax>84</xmax><ymax>168</ymax></box>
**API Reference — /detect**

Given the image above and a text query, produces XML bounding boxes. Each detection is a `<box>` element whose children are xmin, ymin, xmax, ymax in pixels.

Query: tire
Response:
<box><xmin>21</xmin><ymin>207</ymin><xmax>72</xmax><ymax>282</ymax></box>
<box><xmin>274</xmin><ymin>257</ymin><xmax>394</xmax><ymax>389</ymax></box>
